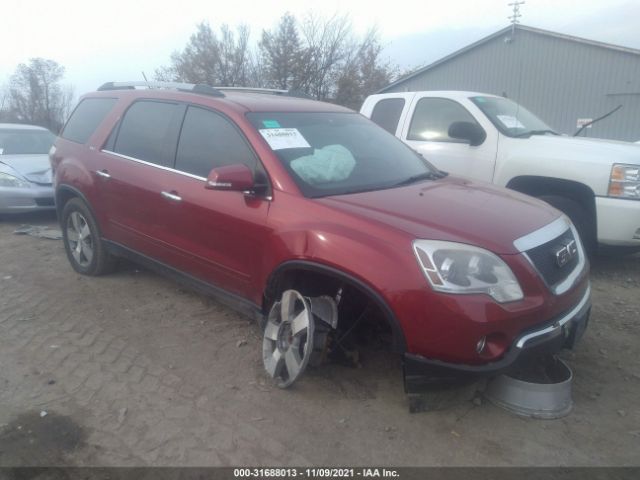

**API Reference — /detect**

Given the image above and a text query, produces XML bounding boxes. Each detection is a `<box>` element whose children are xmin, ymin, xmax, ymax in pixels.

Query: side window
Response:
<box><xmin>408</xmin><ymin>98</ymin><xmax>479</xmax><ymax>142</ymax></box>
<box><xmin>62</xmin><ymin>98</ymin><xmax>117</xmax><ymax>144</ymax></box>
<box><xmin>370</xmin><ymin>98</ymin><xmax>405</xmax><ymax>134</ymax></box>
<box><xmin>175</xmin><ymin>106</ymin><xmax>257</xmax><ymax>178</ymax></box>
<box><xmin>113</xmin><ymin>101</ymin><xmax>183</xmax><ymax>167</ymax></box>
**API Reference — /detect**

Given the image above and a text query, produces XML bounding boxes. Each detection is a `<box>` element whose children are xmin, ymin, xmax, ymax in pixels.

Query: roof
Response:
<box><xmin>381</xmin><ymin>24</ymin><xmax>640</xmax><ymax>93</ymax></box>
<box><xmin>0</xmin><ymin>123</ymin><xmax>50</xmax><ymax>131</ymax></box>
<box><xmin>222</xmin><ymin>92</ymin><xmax>352</xmax><ymax>113</ymax></box>
<box><xmin>88</xmin><ymin>84</ymin><xmax>352</xmax><ymax>114</ymax></box>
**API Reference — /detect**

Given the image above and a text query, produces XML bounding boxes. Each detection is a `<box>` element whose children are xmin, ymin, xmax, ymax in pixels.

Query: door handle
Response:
<box><xmin>161</xmin><ymin>191</ymin><xmax>182</xmax><ymax>202</ymax></box>
<box><xmin>96</xmin><ymin>169</ymin><xmax>111</xmax><ymax>179</ymax></box>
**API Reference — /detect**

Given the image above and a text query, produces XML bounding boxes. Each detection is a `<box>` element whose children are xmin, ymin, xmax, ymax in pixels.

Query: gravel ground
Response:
<box><xmin>0</xmin><ymin>211</ymin><xmax>638</xmax><ymax>467</ymax></box>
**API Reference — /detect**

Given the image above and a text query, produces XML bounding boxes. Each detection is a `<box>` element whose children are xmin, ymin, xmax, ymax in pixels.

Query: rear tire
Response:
<box><xmin>61</xmin><ymin>198</ymin><xmax>116</xmax><ymax>275</ymax></box>
<box><xmin>538</xmin><ymin>195</ymin><xmax>596</xmax><ymax>257</ymax></box>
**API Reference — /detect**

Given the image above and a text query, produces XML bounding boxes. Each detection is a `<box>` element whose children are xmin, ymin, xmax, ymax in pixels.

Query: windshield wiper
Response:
<box><xmin>393</xmin><ymin>170</ymin><xmax>447</xmax><ymax>187</ymax></box>
<box><xmin>514</xmin><ymin>129</ymin><xmax>558</xmax><ymax>138</ymax></box>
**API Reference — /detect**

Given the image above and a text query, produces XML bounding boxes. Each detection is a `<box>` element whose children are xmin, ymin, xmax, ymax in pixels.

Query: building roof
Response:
<box><xmin>381</xmin><ymin>24</ymin><xmax>640</xmax><ymax>93</ymax></box>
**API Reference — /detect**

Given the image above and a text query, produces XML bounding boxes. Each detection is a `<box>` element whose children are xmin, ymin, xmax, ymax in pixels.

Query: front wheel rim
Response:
<box><xmin>66</xmin><ymin>211</ymin><xmax>94</xmax><ymax>267</ymax></box>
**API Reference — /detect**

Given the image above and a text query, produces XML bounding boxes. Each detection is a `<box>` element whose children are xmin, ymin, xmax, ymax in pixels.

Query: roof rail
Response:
<box><xmin>216</xmin><ymin>86</ymin><xmax>288</xmax><ymax>95</ymax></box>
<box><xmin>96</xmin><ymin>82</ymin><xmax>314</xmax><ymax>100</ymax></box>
<box><xmin>97</xmin><ymin>81</ymin><xmax>225</xmax><ymax>97</ymax></box>
<box><xmin>215</xmin><ymin>86</ymin><xmax>313</xmax><ymax>99</ymax></box>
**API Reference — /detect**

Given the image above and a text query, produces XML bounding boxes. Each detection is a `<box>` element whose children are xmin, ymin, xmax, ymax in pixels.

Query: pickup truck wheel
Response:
<box><xmin>538</xmin><ymin>195</ymin><xmax>596</xmax><ymax>256</ymax></box>
<box><xmin>61</xmin><ymin>198</ymin><xmax>116</xmax><ymax>276</ymax></box>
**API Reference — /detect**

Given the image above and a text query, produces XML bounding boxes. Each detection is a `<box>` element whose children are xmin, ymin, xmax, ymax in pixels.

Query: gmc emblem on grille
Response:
<box><xmin>554</xmin><ymin>239</ymin><xmax>578</xmax><ymax>268</ymax></box>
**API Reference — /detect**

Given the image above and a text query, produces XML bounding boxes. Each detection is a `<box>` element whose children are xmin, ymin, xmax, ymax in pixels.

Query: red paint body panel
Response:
<box><xmin>52</xmin><ymin>88</ymin><xmax>590</xmax><ymax>368</ymax></box>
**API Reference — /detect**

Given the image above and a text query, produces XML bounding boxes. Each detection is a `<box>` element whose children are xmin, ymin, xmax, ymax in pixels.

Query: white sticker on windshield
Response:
<box><xmin>259</xmin><ymin>128</ymin><xmax>311</xmax><ymax>150</ymax></box>
<box><xmin>496</xmin><ymin>115</ymin><xmax>525</xmax><ymax>129</ymax></box>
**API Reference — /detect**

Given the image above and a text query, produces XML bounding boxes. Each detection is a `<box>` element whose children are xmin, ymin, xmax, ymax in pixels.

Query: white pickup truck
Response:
<box><xmin>361</xmin><ymin>91</ymin><xmax>640</xmax><ymax>254</ymax></box>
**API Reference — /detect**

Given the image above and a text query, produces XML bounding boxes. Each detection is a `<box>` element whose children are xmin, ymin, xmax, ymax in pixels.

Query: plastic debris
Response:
<box><xmin>40</xmin><ymin>411</ymin><xmax>48</xmax><ymax>418</ymax></box>
<box><xmin>13</xmin><ymin>225</ymin><xmax>63</xmax><ymax>240</ymax></box>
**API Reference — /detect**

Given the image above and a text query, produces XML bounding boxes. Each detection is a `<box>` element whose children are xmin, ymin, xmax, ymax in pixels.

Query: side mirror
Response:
<box><xmin>205</xmin><ymin>164</ymin><xmax>254</xmax><ymax>192</ymax></box>
<box><xmin>448</xmin><ymin>121</ymin><xmax>486</xmax><ymax>146</ymax></box>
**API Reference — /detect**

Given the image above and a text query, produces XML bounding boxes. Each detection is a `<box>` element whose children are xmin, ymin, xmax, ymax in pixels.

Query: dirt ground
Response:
<box><xmin>0</xmin><ymin>211</ymin><xmax>639</xmax><ymax>467</ymax></box>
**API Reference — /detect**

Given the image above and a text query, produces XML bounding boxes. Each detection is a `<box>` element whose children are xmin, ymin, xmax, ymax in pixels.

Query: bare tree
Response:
<box><xmin>298</xmin><ymin>13</ymin><xmax>353</xmax><ymax>100</ymax></box>
<box><xmin>6</xmin><ymin>58</ymin><xmax>74</xmax><ymax>132</ymax></box>
<box><xmin>156</xmin><ymin>14</ymin><xmax>398</xmax><ymax>107</ymax></box>
<box><xmin>156</xmin><ymin>22</ymin><xmax>255</xmax><ymax>87</ymax></box>
<box><xmin>335</xmin><ymin>29</ymin><xmax>397</xmax><ymax>109</ymax></box>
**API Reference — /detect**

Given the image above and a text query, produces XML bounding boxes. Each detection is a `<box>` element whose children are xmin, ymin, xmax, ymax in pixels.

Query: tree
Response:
<box><xmin>298</xmin><ymin>13</ymin><xmax>352</xmax><ymax>100</ymax></box>
<box><xmin>156</xmin><ymin>22</ymin><xmax>254</xmax><ymax>86</ymax></box>
<box><xmin>335</xmin><ymin>29</ymin><xmax>397</xmax><ymax>110</ymax></box>
<box><xmin>6</xmin><ymin>58</ymin><xmax>74</xmax><ymax>132</ymax></box>
<box><xmin>259</xmin><ymin>13</ymin><xmax>304</xmax><ymax>90</ymax></box>
<box><xmin>156</xmin><ymin>14</ymin><xmax>399</xmax><ymax>108</ymax></box>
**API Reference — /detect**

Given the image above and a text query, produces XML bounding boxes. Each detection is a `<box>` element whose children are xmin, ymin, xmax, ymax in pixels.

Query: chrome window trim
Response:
<box><xmin>513</xmin><ymin>215</ymin><xmax>571</xmax><ymax>252</ymax></box>
<box><xmin>101</xmin><ymin>149</ymin><xmax>206</xmax><ymax>181</ymax></box>
<box><xmin>516</xmin><ymin>282</ymin><xmax>590</xmax><ymax>349</ymax></box>
<box><xmin>514</xmin><ymin>215</ymin><xmax>587</xmax><ymax>296</ymax></box>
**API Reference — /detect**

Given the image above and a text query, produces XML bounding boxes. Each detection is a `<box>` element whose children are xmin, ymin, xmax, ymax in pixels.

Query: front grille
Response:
<box><xmin>525</xmin><ymin>228</ymin><xmax>580</xmax><ymax>289</ymax></box>
<box><xmin>35</xmin><ymin>198</ymin><xmax>55</xmax><ymax>207</ymax></box>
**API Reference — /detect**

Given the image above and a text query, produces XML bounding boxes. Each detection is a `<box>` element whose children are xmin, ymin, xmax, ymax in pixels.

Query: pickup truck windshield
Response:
<box><xmin>0</xmin><ymin>130</ymin><xmax>55</xmax><ymax>155</ymax></box>
<box><xmin>247</xmin><ymin>112</ymin><xmax>438</xmax><ymax>198</ymax></box>
<box><xmin>470</xmin><ymin>96</ymin><xmax>556</xmax><ymax>138</ymax></box>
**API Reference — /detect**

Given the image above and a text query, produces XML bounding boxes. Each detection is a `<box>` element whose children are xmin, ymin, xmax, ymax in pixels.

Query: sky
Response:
<box><xmin>1</xmin><ymin>0</ymin><xmax>639</xmax><ymax>97</ymax></box>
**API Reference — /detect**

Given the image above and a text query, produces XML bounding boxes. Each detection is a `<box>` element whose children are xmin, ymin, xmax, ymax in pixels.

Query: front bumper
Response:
<box><xmin>0</xmin><ymin>185</ymin><xmax>55</xmax><ymax>214</ymax></box>
<box><xmin>404</xmin><ymin>283</ymin><xmax>591</xmax><ymax>390</ymax></box>
<box><xmin>596</xmin><ymin>196</ymin><xmax>640</xmax><ymax>246</ymax></box>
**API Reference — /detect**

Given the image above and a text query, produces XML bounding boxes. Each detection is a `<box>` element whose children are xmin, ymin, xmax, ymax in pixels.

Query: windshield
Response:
<box><xmin>470</xmin><ymin>96</ymin><xmax>555</xmax><ymax>138</ymax></box>
<box><xmin>247</xmin><ymin>112</ymin><xmax>438</xmax><ymax>197</ymax></box>
<box><xmin>0</xmin><ymin>129</ymin><xmax>55</xmax><ymax>155</ymax></box>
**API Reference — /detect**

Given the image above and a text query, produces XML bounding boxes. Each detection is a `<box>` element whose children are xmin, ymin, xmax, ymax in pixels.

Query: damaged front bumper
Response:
<box><xmin>404</xmin><ymin>284</ymin><xmax>591</xmax><ymax>393</ymax></box>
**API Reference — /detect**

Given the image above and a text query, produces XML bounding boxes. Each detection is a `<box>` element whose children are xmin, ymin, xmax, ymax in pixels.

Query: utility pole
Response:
<box><xmin>508</xmin><ymin>1</ymin><xmax>525</xmax><ymax>36</ymax></box>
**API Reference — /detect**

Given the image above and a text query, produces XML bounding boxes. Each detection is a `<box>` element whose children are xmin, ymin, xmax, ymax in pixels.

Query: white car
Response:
<box><xmin>0</xmin><ymin>123</ymin><xmax>56</xmax><ymax>215</ymax></box>
<box><xmin>361</xmin><ymin>91</ymin><xmax>640</xmax><ymax>253</ymax></box>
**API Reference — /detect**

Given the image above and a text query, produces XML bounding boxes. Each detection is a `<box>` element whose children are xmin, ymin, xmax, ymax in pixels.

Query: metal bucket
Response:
<box><xmin>484</xmin><ymin>356</ymin><xmax>573</xmax><ymax>419</ymax></box>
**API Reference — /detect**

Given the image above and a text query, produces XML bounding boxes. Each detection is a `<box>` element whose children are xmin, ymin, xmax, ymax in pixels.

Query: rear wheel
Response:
<box><xmin>61</xmin><ymin>198</ymin><xmax>116</xmax><ymax>275</ymax></box>
<box><xmin>538</xmin><ymin>195</ymin><xmax>596</xmax><ymax>256</ymax></box>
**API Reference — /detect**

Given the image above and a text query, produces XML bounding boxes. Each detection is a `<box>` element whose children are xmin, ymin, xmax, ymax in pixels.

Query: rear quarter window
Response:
<box><xmin>62</xmin><ymin>98</ymin><xmax>117</xmax><ymax>144</ymax></box>
<box><xmin>370</xmin><ymin>98</ymin><xmax>405</xmax><ymax>134</ymax></box>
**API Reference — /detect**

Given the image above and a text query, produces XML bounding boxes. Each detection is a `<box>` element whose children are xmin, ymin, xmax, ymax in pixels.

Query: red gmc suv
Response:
<box><xmin>50</xmin><ymin>82</ymin><xmax>591</xmax><ymax>391</ymax></box>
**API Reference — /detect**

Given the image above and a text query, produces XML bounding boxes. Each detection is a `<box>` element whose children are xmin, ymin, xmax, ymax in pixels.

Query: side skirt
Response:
<box><xmin>104</xmin><ymin>240</ymin><xmax>263</xmax><ymax>322</ymax></box>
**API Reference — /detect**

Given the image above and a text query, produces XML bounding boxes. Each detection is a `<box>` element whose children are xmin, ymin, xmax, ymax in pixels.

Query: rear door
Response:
<box><xmin>400</xmin><ymin>95</ymin><xmax>498</xmax><ymax>182</ymax></box>
<box><xmin>98</xmin><ymin>99</ymin><xmax>186</xmax><ymax>256</ymax></box>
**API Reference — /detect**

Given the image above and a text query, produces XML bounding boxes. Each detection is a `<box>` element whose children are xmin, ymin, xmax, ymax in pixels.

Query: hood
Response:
<box><xmin>514</xmin><ymin>134</ymin><xmax>640</xmax><ymax>167</ymax></box>
<box><xmin>318</xmin><ymin>176</ymin><xmax>561</xmax><ymax>255</ymax></box>
<box><xmin>0</xmin><ymin>154</ymin><xmax>52</xmax><ymax>184</ymax></box>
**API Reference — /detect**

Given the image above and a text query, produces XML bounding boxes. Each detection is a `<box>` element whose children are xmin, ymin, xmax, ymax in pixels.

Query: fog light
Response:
<box><xmin>476</xmin><ymin>336</ymin><xmax>487</xmax><ymax>354</ymax></box>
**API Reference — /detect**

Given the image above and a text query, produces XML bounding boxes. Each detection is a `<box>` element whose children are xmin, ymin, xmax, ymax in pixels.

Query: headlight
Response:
<box><xmin>0</xmin><ymin>172</ymin><xmax>31</xmax><ymax>188</ymax></box>
<box><xmin>413</xmin><ymin>240</ymin><xmax>524</xmax><ymax>303</ymax></box>
<box><xmin>608</xmin><ymin>164</ymin><xmax>640</xmax><ymax>199</ymax></box>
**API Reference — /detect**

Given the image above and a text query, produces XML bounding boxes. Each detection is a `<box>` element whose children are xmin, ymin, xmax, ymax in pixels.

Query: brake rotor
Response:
<box><xmin>263</xmin><ymin>290</ymin><xmax>316</xmax><ymax>388</ymax></box>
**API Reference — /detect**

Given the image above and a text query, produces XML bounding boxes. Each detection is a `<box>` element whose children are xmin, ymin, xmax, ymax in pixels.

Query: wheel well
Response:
<box><xmin>264</xmin><ymin>263</ymin><xmax>406</xmax><ymax>353</ymax></box>
<box><xmin>55</xmin><ymin>187</ymin><xmax>80</xmax><ymax>217</ymax></box>
<box><xmin>506</xmin><ymin>176</ymin><xmax>597</xmax><ymax>222</ymax></box>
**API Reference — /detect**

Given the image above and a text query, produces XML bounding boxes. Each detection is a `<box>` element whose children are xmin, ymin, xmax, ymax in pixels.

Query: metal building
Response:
<box><xmin>381</xmin><ymin>25</ymin><xmax>640</xmax><ymax>142</ymax></box>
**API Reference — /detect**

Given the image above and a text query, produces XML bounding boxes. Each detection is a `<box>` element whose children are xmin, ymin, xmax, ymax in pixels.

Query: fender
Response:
<box><xmin>55</xmin><ymin>184</ymin><xmax>97</xmax><ymax>224</ymax></box>
<box><xmin>266</xmin><ymin>259</ymin><xmax>408</xmax><ymax>353</ymax></box>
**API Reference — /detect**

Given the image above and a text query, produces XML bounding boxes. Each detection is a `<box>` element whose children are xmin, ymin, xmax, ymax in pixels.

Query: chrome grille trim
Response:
<box><xmin>514</xmin><ymin>216</ymin><xmax>587</xmax><ymax>296</ymax></box>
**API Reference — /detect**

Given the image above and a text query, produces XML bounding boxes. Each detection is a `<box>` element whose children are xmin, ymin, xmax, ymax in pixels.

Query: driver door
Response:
<box><xmin>400</xmin><ymin>96</ymin><xmax>497</xmax><ymax>183</ymax></box>
<box><xmin>161</xmin><ymin>105</ymin><xmax>271</xmax><ymax>298</ymax></box>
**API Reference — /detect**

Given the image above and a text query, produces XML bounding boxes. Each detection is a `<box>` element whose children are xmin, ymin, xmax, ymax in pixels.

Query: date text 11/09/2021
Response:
<box><xmin>233</xmin><ymin>468</ymin><xmax>400</xmax><ymax>478</ymax></box>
